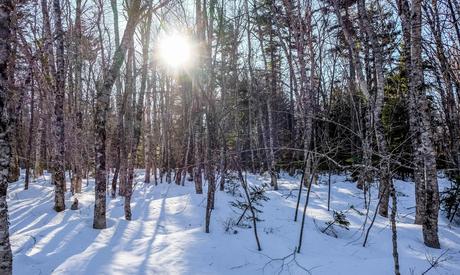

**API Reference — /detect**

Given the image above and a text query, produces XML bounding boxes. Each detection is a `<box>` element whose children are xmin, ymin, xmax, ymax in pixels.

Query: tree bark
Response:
<box><xmin>52</xmin><ymin>0</ymin><xmax>66</xmax><ymax>212</ymax></box>
<box><xmin>390</xmin><ymin>181</ymin><xmax>401</xmax><ymax>275</ymax></box>
<box><xmin>71</xmin><ymin>0</ymin><xmax>83</xmax><ymax>196</ymax></box>
<box><xmin>110</xmin><ymin>0</ymin><xmax>123</xmax><ymax>198</ymax></box>
<box><xmin>410</xmin><ymin>0</ymin><xmax>440</xmax><ymax>248</ymax></box>
<box><xmin>25</xmin><ymin>67</ymin><xmax>35</xmax><ymax>190</ymax></box>
<box><xmin>0</xmin><ymin>0</ymin><xmax>14</xmax><ymax>271</ymax></box>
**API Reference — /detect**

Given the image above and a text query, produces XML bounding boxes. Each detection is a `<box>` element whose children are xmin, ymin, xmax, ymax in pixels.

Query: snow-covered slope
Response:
<box><xmin>8</xmin><ymin>171</ymin><xmax>460</xmax><ymax>274</ymax></box>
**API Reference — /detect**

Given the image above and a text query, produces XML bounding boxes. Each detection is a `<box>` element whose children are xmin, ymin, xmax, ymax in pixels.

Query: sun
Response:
<box><xmin>157</xmin><ymin>33</ymin><xmax>194</xmax><ymax>69</ymax></box>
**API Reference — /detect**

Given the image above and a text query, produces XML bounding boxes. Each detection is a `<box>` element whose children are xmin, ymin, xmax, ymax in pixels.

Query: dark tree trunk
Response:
<box><xmin>52</xmin><ymin>0</ymin><xmax>66</xmax><ymax>212</ymax></box>
<box><xmin>25</xmin><ymin>67</ymin><xmax>35</xmax><ymax>190</ymax></box>
<box><xmin>110</xmin><ymin>0</ymin><xmax>122</xmax><ymax>198</ymax></box>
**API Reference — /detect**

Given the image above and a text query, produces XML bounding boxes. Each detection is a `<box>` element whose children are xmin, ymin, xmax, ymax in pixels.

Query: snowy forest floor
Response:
<box><xmin>8</xmin><ymin>170</ymin><xmax>460</xmax><ymax>275</ymax></box>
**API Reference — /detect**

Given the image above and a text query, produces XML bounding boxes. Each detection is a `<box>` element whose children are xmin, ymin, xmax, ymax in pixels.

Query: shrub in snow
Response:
<box><xmin>230</xmin><ymin>185</ymin><xmax>269</xmax><ymax>227</ymax></box>
<box><xmin>224</xmin><ymin>174</ymin><xmax>242</xmax><ymax>197</ymax></box>
<box><xmin>320</xmin><ymin>210</ymin><xmax>350</xmax><ymax>238</ymax></box>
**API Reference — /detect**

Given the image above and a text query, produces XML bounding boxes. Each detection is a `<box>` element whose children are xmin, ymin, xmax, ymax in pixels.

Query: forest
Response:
<box><xmin>0</xmin><ymin>0</ymin><xmax>460</xmax><ymax>274</ymax></box>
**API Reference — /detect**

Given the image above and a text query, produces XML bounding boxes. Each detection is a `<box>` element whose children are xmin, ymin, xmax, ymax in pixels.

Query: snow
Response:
<box><xmin>8</xmin><ymin>170</ymin><xmax>460</xmax><ymax>274</ymax></box>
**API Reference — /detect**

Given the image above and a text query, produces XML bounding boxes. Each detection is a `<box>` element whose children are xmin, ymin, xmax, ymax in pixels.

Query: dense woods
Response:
<box><xmin>1</xmin><ymin>0</ymin><xmax>460</xmax><ymax>273</ymax></box>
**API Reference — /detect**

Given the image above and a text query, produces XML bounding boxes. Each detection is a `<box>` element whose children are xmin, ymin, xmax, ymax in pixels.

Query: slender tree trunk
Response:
<box><xmin>192</xmin><ymin>1</ymin><xmax>203</xmax><ymax>194</ymax></box>
<box><xmin>203</xmin><ymin>0</ymin><xmax>217</xmax><ymax>233</ymax></box>
<box><xmin>266</xmin><ymin>97</ymin><xmax>278</xmax><ymax>190</ymax></box>
<box><xmin>34</xmin><ymin>90</ymin><xmax>45</xmax><ymax>178</ymax></box>
<box><xmin>205</xmin><ymin>104</ymin><xmax>216</xmax><ymax>233</ymax></box>
<box><xmin>52</xmin><ymin>0</ymin><xmax>66</xmax><ymax>212</ymax></box>
<box><xmin>390</xmin><ymin>180</ymin><xmax>401</xmax><ymax>275</ymax></box>
<box><xmin>152</xmin><ymin>73</ymin><xmax>159</xmax><ymax>186</ymax></box>
<box><xmin>234</xmin><ymin>158</ymin><xmax>262</xmax><ymax>251</ymax></box>
<box><xmin>193</xmin><ymin>123</ymin><xmax>203</xmax><ymax>194</ymax></box>
<box><xmin>124</xmin><ymin>41</ymin><xmax>135</xmax><ymax>221</ymax></box>
<box><xmin>118</xmin><ymin>136</ymin><xmax>128</xmax><ymax>196</ymax></box>
<box><xmin>181</xmin><ymin>115</ymin><xmax>192</xmax><ymax>186</ymax></box>
<box><xmin>257</xmin><ymin>108</ymin><xmax>269</xmax><ymax>172</ymax></box>
<box><xmin>110</xmin><ymin>0</ymin><xmax>124</xmax><ymax>197</ymax></box>
<box><xmin>294</xmin><ymin>154</ymin><xmax>309</xmax><ymax>221</ymax></box>
<box><xmin>327</xmin><ymin>169</ymin><xmax>331</xmax><ymax>211</ymax></box>
<box><xmin>297</xmin><ymin>163</ymin><xmax>318</xmax><ymax>253</ymax></box>
<box><xmin>267</xmin><ymin>19</ymin><xmax>278</xmax><ymax>190</ymax></box>
<box><xmin>244</xmin><ymin>0</ymin><xmax>256</xmax><ymax>173</ymax></box>
<box><xmin>25</xmin><ymin>68</ymin><xmax>35</xmax><ymax>190</ymax></box>
<box><xmin>71</xmin><ymin>0</ymin><xmax>83</xmax><ymax>196</ymax></box>
<box><xmin>219</xmin><ymin>141</ymin><xmax>226</xmax><ymax>191</ymax></box>
<box><xmin>40</xmin><ymin>0</ymin><xmax>56</xmax><ymax>177</ymax></box>
<box><xmin>145</xmin><ymin>84</ymin><xmax>152</xmax><ymax>184</ymax></box>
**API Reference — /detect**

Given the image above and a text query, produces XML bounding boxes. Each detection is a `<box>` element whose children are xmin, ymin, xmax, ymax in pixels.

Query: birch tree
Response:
<box><xmin>0</xmin><ymin>0</ymin><xmax>14</xmax><ymax>272</ymax></box>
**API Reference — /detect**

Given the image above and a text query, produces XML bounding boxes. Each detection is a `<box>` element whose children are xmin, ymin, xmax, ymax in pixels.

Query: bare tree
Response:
<box><xmin>93</xmin><ymin>0</ymin><xmax>143</xmax><ymax>229</ymax></box>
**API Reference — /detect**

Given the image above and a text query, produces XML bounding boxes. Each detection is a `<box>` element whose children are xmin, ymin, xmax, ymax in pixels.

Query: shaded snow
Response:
<box><xmin>8</xmin><ymin>170</ymin><xmax>460</xmax><ymax>274</ymax></box>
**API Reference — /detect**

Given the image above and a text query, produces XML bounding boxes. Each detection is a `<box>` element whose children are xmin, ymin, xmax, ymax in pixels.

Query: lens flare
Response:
<box><xmin>157</xmin><ymin>33</ymin><xmax>193</xmax><ymax>69</ymax></box>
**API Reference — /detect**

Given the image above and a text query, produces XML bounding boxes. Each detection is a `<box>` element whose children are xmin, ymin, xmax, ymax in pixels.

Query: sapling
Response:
<box><xmin>321</xmin><ymin>210</ymin><xmax>350</xmax><ymax>237</ymax></box>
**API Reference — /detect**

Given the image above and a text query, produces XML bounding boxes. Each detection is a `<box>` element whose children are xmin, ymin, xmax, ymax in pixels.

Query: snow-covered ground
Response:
<box><xmin>8</xmin><ymin>170</ymin><xmax>460</xmax><ymax>275</ymax></box>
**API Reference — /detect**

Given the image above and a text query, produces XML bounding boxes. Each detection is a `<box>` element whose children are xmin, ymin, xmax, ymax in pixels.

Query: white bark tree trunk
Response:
<box><xmin>0</xmin><ymin>0</ymin><xmax>14</xmax><ymax>272</ymax></box>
